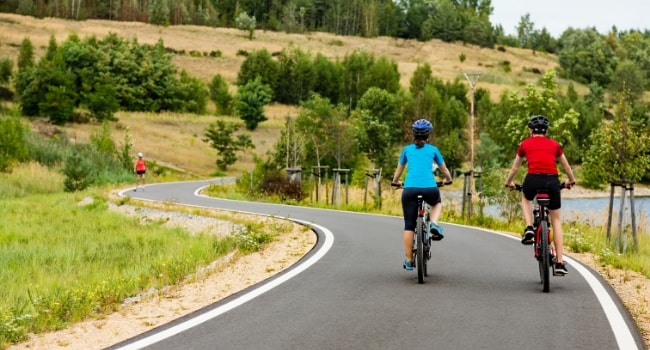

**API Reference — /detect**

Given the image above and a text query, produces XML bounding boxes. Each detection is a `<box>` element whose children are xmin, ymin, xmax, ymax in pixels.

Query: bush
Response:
<box><xmin>209</xmin><ymin>74</ymin><xmax>233</xmax><ymax>115</ymax></box>
<box><xmin>258</xmin><ymin>171</ymin><xmax>304</xmax><ymax>201</ymax></box>
<box><xmin>63</xmin><ymin>150</ymin><xmax>95</xmax><ymax>192</ymax></box>
<box><xmin>0</xmin><ymin>116</ymin><xmax>28</xmax><ymax>172</ymax></box>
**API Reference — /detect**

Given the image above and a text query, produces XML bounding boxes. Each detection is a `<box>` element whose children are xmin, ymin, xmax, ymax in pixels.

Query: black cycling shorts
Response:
<box><xmin>401</xmin><ymin>187</ymin><xmax>441</xmax><ymax>231</ymax></box>
<box><xmin>522</xmin><ymin>174</ymin><xmax>562</xmax><ymax>210</ymax></box>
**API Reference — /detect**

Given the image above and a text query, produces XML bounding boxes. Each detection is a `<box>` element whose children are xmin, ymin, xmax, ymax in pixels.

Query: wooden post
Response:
<box><xmin>607</xmin><ymin>183</ymin><xmax>615</xmax><ymax>241</ymax></box>
<box><xmin>617</xmin><ymin>183</ymin><xmax>627</xmax><ymax>253</ymax></box>
<box><xmin>364</xmin><ymin>169</ymin><xmax>380</xmax><ymax>207</ymax></box>
<box><xmin>333</xmin><ymin>168</ymin><xmax>350</xmax><ymax>206</ymax></box>
<box><xmin>629</xmin><ymin>183</ymin><xmax>638</xmax><ymax>248</ymax></box>
<box><xmin>311</xmin><ymin>166</ymin><xmax>329</xmax><ymax>203</ymax></box>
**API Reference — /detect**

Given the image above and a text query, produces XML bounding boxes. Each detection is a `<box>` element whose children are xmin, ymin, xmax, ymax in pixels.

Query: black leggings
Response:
<box><xmin>401</xmin><ymin>187</ymin><xmax>441</xmax><ymax>231</ymax></box>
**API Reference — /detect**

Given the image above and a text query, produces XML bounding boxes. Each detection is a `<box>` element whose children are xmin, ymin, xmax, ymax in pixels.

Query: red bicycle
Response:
<box><xmin>513</xmin><ymin>183</ymin><xmax>566</xmax><ymax>292</ymax></box>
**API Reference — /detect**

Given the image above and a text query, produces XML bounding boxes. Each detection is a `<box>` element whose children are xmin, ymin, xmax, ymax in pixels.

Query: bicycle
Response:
<box><xmin>392</xmin><ymin>181</ymin><xmax>450</xmax><ymax>284</ymax></box>
<box><xmin>512</xmin><ymin>183</ymin><xmax>566</xmax><ymax>293</ymax></box>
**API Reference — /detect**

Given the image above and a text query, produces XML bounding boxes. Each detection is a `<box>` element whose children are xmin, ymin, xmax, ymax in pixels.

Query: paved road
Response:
<box><xmin>109</xmin><ymin>179</ymin><xmax>646</xmax><ymax>350</ymax></box>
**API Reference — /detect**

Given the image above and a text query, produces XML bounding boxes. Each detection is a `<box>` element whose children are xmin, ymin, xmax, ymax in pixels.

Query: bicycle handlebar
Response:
<box><xmin>391</xmin><ymin>180</ymin><xmax>452</xmax><ymax>189</ymax></box>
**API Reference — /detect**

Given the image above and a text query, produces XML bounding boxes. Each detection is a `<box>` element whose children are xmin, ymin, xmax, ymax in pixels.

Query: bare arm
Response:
<box><xmin>558</xmin><ymin>154</ymin><xmax>577</xmax><ymax>188</ymax></box>
<box><xmin>392</xmin><ymin>162</ymin><xmax>406</xmax><ymax>184</ymax></box>
<box><xmin>438</xmin><ymin>163</ymin><xmax>453</xmax><ymax>184</ymax></box>
<box><xmin>504</xmin><ymin>155</ymin><xmax>524</xmax><ymax>188</ymax></box>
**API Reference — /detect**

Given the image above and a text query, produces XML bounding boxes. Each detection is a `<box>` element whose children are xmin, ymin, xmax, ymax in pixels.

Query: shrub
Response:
<box><xmin>500</xmin><ymin>60</ymin><xmax>511</xmax><ymax>72</ymax></box>
<box><xmin>258</xmin><ymin>171</ymin><xmax>304</xmax><ymax>201</ymax></box>
<box><xmin>459</xmin><ymin>53</ymin><xmax>466</xmax><ymax>62</ymax></box>
<box><xmin>208</xmin><ymin>74</ymin><xmax>233</xmax><ymax>115</ymax></box>
<box><xmin>0</xmin><ymin>115</ymin><xmax>28</xmax><ymax>172</ymax></box>
<box><xmin>63</xmin><ymin>150</ymin><xmax>95</xmax><ymax>192</ymax></box>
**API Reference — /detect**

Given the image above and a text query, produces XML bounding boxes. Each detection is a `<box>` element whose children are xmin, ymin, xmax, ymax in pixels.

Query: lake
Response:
<box><xmin>451</xmin><ymin>193</ymin><xmax>650</xmax><ymax>228</ymax></box>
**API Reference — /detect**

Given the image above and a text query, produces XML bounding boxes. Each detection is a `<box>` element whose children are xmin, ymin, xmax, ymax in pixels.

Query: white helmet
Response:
<box><xmin>137</xmin><ymin>152</ymin><xmax>143</xmax><ymax>158</ymax></box>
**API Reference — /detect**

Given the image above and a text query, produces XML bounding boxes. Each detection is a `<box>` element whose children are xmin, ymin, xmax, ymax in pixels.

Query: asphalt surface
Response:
<box><xmin>109</xmin><ymin>179</ymin><xmax>646</xmax><ymax>350</ymax></box>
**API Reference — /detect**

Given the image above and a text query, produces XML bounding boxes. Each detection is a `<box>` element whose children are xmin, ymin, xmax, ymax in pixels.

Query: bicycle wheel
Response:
<box><xmin>415</xmin><ymin>217</ymin><xmax>425</xmax><ymax>284</ymax></box>
<box><xmin>539</xmin><ymin>220</ymin><xmax>550</xmax><ymax>293</ymax></box>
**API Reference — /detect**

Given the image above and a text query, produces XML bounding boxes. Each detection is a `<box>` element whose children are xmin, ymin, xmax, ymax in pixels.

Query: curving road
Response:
<box><xmin>109</xmin><ymin>179</ymin><xmax>646</xmax><ymax>350</ymax></box>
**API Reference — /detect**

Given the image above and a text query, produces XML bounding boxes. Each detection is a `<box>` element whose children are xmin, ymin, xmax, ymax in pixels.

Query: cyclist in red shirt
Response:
<box><xmin>504</xmin><ymin>115</ymin><xmax>576</xmax><ymax>275</ymax></box>
<box><xmin>133</xmin><ymin>152</ymin><xmax>146</xmax><ymax>191</ymax></box>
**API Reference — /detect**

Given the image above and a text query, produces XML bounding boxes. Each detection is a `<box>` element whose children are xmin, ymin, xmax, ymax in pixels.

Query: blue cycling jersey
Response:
<box><xmin>398</xmin><ymin>143</ymin><xmax>445</xmax><ymax>188</ymax></box>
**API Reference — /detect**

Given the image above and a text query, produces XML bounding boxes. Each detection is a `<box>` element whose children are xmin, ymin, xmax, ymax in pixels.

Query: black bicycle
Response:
<box><xmin>393</xmin><ymin>181</ymin><xmax>449</xmax><ymax>284</ymax></box>
<box><xmin>513</xmin><ymin>183</ymin><xmax>566</xmax><ymax>292</ymax></box>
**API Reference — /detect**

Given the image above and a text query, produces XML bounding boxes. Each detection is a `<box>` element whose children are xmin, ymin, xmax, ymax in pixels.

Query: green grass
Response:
<box><xmin>0</xmin><ymin>192</ymin><xmax>220</xmax><ymax>343</ymax></box>
<box><xmin>0</xmin><ymin>162</ymin><xmax>64</xmax><ymax>198</ymax></box>
<box><xmin>0</xmin><ymin>165</ymin><xmax>283</xmax><ymax>347</ymax></box>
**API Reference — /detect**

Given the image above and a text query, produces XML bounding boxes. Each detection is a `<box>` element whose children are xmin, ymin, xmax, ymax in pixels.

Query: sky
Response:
<box><xmin>489</xmin><ymin>0</ymin><xmax>650</xmax><ymax>38</ymax></box>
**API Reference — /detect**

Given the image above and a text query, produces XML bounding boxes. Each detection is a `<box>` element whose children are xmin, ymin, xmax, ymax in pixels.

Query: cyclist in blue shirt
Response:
<box><xmin>391</xmin><ymin>119</ymin><xmax>453</xmax><ymax>271</ymax></box>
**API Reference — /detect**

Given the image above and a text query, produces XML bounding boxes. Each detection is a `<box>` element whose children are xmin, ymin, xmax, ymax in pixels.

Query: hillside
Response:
<box><xmin>0</xmin><ymin>13</ymin><xmax>569</xmax><ymax>176</ymax></box>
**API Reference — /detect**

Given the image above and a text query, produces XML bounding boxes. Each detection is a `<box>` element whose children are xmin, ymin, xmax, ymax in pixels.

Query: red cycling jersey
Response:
<box><xmin>135</xmin><ymin>159</ymin><xmax>146</xmax><ymax>172</ymax></box>
<box><xmin>517</xmin><ymin>136</ymin><xmax>563</xmax><ymax>174</ymax></box>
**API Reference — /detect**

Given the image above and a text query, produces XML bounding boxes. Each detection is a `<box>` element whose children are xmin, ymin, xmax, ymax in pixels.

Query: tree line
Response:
<box><xmin>0</xmin><ymin>0</ymin><xmax>601</xmax><ymax>51</ymax></box>
<box><xmin>10</xmin><ymin>33</ymin><xmax>208</xmax><ymax>125</ymax></box>
<box><xmin>1</xmin><ymin>29</ymin><xmax>650</xmax><ymax>195</ymax></box>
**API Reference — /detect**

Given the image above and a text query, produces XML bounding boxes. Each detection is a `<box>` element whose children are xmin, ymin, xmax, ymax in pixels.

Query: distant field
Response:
<box><xmin>0</xmin><ymin>13</ymin><xmax>574</xmax><ymax>177</ymax></box>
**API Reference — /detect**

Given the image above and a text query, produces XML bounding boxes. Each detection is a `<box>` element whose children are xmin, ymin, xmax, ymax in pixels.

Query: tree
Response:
<box><xmin>504</xmin><ymin>70</ymin><xmax>579</xmax><ymax>149</ymax></box>
<box><xmin>617</xmin><ymin>31</ymin><xmax>650</xmax><ymax>88</ymax></box>
<box><xmin>340</xmin><ymin>48</ymin><xmax>374</xmax><ymax>112</ymax></box>
<box><xmin>236</xmin><ymin>76</ymin><xmax>273</xmax><ymax>130</ymax></box>
<box><xmin>582</xmin><ymin>95</ymin><xmax>650</xmax><ymax>187</ymax></box>
<box><xmin>0</xmin><ymin>115</ymin><xmax>28</xmax><ymax>172</ymax></box>
<box><xmin>237</xmin><ymin>48</ymin><xmax>279</xmax><ymax>89</ymax></box>
<box><xmin>149</xmin><ymin>0</ymin><xmax>170</xmax><ymax>25</ymax></box>
<box><xmin>15</xmin><ymin>38</ymin><xmax>35</xmax><ymax>106</ymax></box>
<box><xmin>312</xmin><ymin>53</ymin><xmax>342</xmax><ymax>104</ymax></box>
<box><xmin>296</xmin><ymin>95</ymin><xmax>357</xmax><ymax>168</ymax></box>
<box><xmin>516</xmin><ymin>13</ymin><xmax>534</xmax><ymax>48</ymax></box>
<box><xmin>63</xmin><ymin>150</ymin><xmax>96</xmax><ymax>192</ymax></box>
<box><xmin>209</xmin><ymin>74</ymin><xmax>233</xmax><ymax>115</ymax></box>
<box><xmin>367</xmin><ymin>56</ymin><xmax>400</xmax><ymax>94</ymax></box>
<box><xmin>16</xmin><ymin>0</ymin><xmax>35</xmax><ymax>16</ymax></box>
<box><xmin>422</xmin><ymin>0</ymin><xmax>463</xmax><ymax>42</ymax></box>
<box><xmin>608</xmin><ymin>60</ymin><xmax>646</xmax><ymax>103</ymax></box>
<box><xmin>0</xmin><ymin>58</ymin><xmax>12</xmax><ymax>86</ymax></box>
<box><xmin>274</xmin><ymin>46</ymin><xmax>316</xmax><ymax>105</ymax></box>
<box><xmin>353</xmin><ymin>87</ymin><xmax>401</xmax><ymax>168</ymax></box>
<box><xmin>203</xmin><ymin>119</ymin><xmax>254</xmax><ymax>170</ymax></box>
<box><xmin>557</xmin><ymin>28</ymin><xmax>617</xmax><ymax>86</ymax></box>
<box><xmin>236</xmin><ymin>12</ymin><xmax>257</xmax><ymax>40</ymax></box>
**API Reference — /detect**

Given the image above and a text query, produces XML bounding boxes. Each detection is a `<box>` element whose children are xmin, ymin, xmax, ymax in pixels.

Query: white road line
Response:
<box><xmin>118</xmin><ymin>183</ymin><xmax>640</xmax><ymax>350</ymax></box>
<box><xmin>112</xmin><ymin>220</ymin><xmax>333</xmax><ymax>350</ymax></box>
<box><xmin>457</xmin><ymin>224</ymin><xmax>639</xmax><ymax>350</ymax></box>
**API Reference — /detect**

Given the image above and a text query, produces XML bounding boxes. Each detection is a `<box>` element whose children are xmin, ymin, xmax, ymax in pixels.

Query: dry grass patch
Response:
<box><xmin>0</xmin><ymin>13</ymin><xmax>585</xmax><ymax>177</ymax></box>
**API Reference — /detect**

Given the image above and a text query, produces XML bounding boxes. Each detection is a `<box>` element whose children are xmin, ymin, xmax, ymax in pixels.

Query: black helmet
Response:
<box><xmin>528</xmin><ymin>115</ymin><xmax>549</xmax><ymax>134</ymax></box>
<box><xmin>412</xmin><ymin>119</ymin><xmax>433</xmax><ymax>138</ymax></box>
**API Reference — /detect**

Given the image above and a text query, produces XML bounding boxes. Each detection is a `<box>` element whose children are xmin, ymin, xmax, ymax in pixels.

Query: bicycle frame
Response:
<box><xmin>513</xmin><ymin>183</ymin><xmax>565</xmax><ymax>293</ymax></box>
<box><xmin>414</xmin><ymin>195</ymin><xmax>431</xmax><ymax>284</ymax></box>
<box><xmin>533</xmin><ymin>192</ymin><xmax>555</xmax><ymax>293</ymax></box>
<box><xmin>392</xmin><ymin>181</ymin><xmax>447</xmax><ymax>284</ymax></box>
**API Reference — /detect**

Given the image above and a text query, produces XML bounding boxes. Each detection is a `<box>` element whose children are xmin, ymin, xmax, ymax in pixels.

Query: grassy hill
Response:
<box><xmin>0</xmin><ymin>12</ymin><xmax>571</xmax><ymax>177</ymax></box>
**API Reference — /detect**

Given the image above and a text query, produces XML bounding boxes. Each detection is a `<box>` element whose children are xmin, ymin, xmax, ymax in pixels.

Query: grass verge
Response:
<box><xmin>0</xmin><ymin>186</ymin><xmax>278</xmax><ymax>348</ymax></box>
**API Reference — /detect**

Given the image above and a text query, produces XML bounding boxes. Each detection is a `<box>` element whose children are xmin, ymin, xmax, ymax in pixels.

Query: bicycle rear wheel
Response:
<box><xmin>539</xmin><ymin>220</ymin><xmax>550</xmax><ymax>293</ymax></box>
<box><xmin>415</xmin><ymin>217</ymin><xmax>425</xmax><ymax>284</ymax></box>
